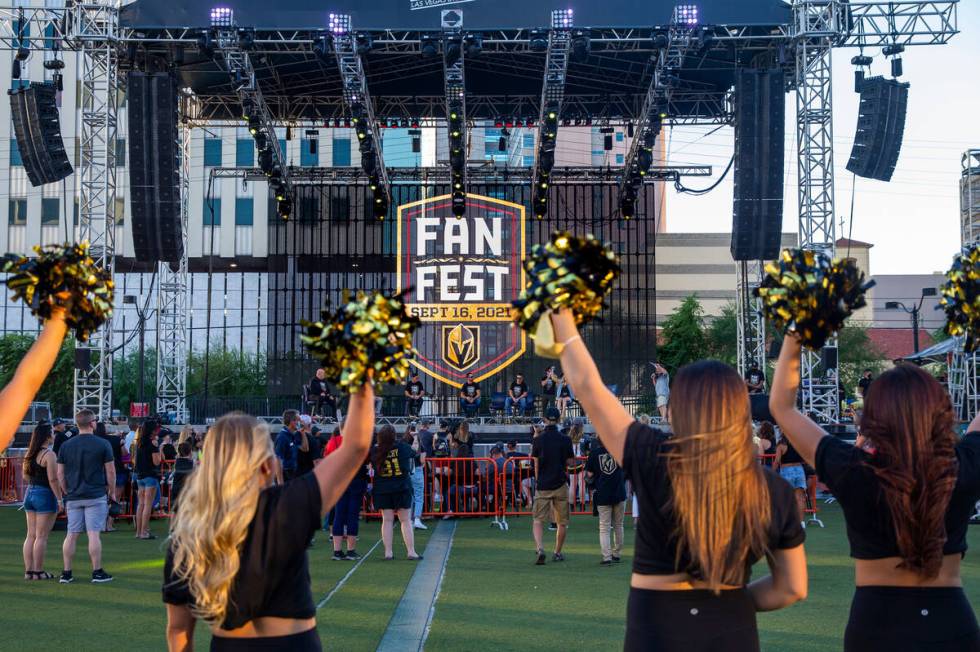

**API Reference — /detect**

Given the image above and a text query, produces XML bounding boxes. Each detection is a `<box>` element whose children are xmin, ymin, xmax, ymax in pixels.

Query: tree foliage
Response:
<box><xmin>706</xmin><ymin>302</ymin><xmax>738</xmax><ymax>366</ymax></box>
<box><xmin>0</xmin><ymin>333</ymin><xmax>76</xmax><ymax>415</ymax></box>
<box><xmin>658</xmin><ymin>295</ymin><xmax>709</xmax><ymax>373</ymax></box>
<box><xmin>837</xmin><ymin>323</ymin><xmax>886</xmax><ymax>396</ymax></box>
<box><xmin>113</xmin><ymin>347</ymin><xmax>159</xmax><ymax>412</ymax></box>
<box><xmin>186</xmin><ymin>347</ymin><xmax>267</xmax><ymax>398</ymax></box>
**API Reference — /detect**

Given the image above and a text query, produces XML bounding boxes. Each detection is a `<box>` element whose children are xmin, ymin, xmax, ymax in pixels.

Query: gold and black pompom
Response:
<box><xmin>939</xmin><ymin>243</ymin><xmax>980</xmax><ymax>352</ymax></box>
<box><xmin>754</xmin><ymin>248</ymin><xmax>874</xmax><ymax>351</ymax></box>
<box><xmin>512</xmin><ymin>231</ymin><xmax>621</xmax><ymax>333</ymax></box>
<box><xmin>301</xmin><ymin>291</ymin><xmax>421</xmax><ymax>393</ymax></box>
<box><xmin>1</xmin><ymin>242</ymin><xmax>114</xmax><ymax>342</ymax></box>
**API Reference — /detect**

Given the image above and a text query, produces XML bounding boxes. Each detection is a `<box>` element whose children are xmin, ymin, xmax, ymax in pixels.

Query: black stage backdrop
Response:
<box><xmin>266</xmin><ymin>181</ymin><xmax>658</xmax><ymax>402</ymax></box>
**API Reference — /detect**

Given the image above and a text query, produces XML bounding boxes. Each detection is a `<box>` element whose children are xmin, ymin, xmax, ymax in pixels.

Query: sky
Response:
<box><xmin>662</xmin><ymin>1</ymin><xmax>980</xmax><ymax>276</ymax></box>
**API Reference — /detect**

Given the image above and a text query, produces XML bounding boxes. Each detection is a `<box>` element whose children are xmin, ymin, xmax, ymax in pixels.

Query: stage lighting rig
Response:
<box><xmin>421</xmin><ymin>37</ymin><xmax>439</xmax><ymax>58</ymax></box>
<box><xmin>673</xmin><ymin>4</ymin><xmax>699</xmax><ymax>26</ymax></box>
<box><xmin>444</xmin><ymin>17</ymin><xmax>468</xmax><ymax>218</ymax></box>
<box><xmin>570</xmin><ymin>30</ymin><xmax>590</xmax><ymax>62</ymax></box>
<box><xmin>209</xmin><ymin>6</ymin><xmax>234</xmax><ymax>27</ymax></box>
<box><xmin>464</xmin><ymin>33</ymin><xmax>483</xmax><ymax>58</ymax></box>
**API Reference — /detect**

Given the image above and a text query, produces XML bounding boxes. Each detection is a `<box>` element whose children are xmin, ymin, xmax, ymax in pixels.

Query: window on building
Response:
<box><xmin>115</xmin><ymin>138</ymin><xmax>126</xmax><ymax>166</ymax></box>
<box><xmin>10</xmin><ymin>139</ymin><xmax>22</xmax><ymax>166</ymax></box>
<box><xmin>41</xmin><ymin>198</ymin><xmax>59</xmax><ymax>225</ymax></box>
<box><xmin>523</xmin><ymin>134</ymin><xmax>535</xmax><ymax>148</ymax></box>
<box><xmin>300</xmin><ymin>140</ymin><xmax>319</xmax><ymax>167</ymax></box>
<box><xmin>616</xmin><ymin>132</ymin><xmax>624</xmax><ymax>142</ymax></box>
<box><xmin>9</xmin><ymin>199</ymin><xmax>27</xmax><ymax>226</ymax></box>
<box><xmin>616</xmin><ymin>153</ymin><xmax>624</xmax><ymax>165</ymax></box>
<box><xmin>332</xmin><ymin>138</ymin><xmax>351</xmax><ymax>166</ymax></box>
<box><xmin>523</xmin><ymin>155</ymin><xmax>534</xmax><ymax>167</ymax></box>
<box><xmin>236</xmin><ymin>139</ymin><xmax>254</xmax><ymax>167</ymax></box>
<box><xmin>203</xmin><ymin>197</ymin><xmax>221</xmax><ymax>225</ymax></box>
<box><xmin>203</xmin><ymin>138</ymin><xmax>222</xmax><ymax>167</ymax></box>
<box><xmin>235</xmin><ymin>197</ymin><xmax>254</xmax><ymax>226</ymax></box>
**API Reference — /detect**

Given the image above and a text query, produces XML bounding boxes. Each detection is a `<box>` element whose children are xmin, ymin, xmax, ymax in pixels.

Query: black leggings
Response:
<box><xmin>210</xmin><ymin>628</ymin><xmax>321</xmax><ymax>651</ymax></box>
<box><xmin>845</xmin><ymin>586</ymin><xmax>980</xmax><ymax>652</ymax></box>
<box><xmin>625</xmin><ymin>587</ymin><xmax>759</xmax><ymax>652</ymax></box>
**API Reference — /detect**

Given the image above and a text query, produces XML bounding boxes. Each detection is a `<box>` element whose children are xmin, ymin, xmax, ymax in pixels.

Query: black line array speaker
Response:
<box><xmin>128</xmin><ymin>71</ymin><xmax>182</xmax><ymax>264</ymax></box>
<box><xmin>9</xmin><ymin>82</ymin><xmax>73</xmax><ymax>187</ymax></box>
<box><xmin>846</xmin><ymin>76</ymin><xmax>909</xmax><ymax>182</ymax></box>
<box><xmin>731</xmin><ymin>68</ymin><xmax>785</xmax><ymax>262</ymax></box>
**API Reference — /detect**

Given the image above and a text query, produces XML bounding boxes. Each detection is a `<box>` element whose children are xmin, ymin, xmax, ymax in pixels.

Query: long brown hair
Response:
<box><xmin>372</xmin><ymin>425</ymin><xmax>398</xmax><ymax>468</ymax></box>
<box><xmin>23</xmin><ymin>422</ymin><xmax>53</xmax><ymax>478</ymax></box>
<box><xmin>665</xmin><ymin>360</ymin><xmax>772</xmax><ymax>590</ymax></box>
<box><xmin>861</xmin><ymin>364</ymin><xmax>957</xmax><ymax>578</ymax></box>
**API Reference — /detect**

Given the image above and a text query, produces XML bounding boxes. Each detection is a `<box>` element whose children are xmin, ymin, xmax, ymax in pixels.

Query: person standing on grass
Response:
<box><xmin>22</xmin><ymin>421</ymin><xmax>61</xmax><ymax>580</ymax></box>
<box><xmin>323</xmin><ymin>425</ymin><xmax>370</xmax><ymax>561</ymax></box>
<box><xmin>135</xmin><ymin>418</ymin><xmax>163</xmax><ymax>540</ymax></box>
<box><xmin>771</xmin><ymin>334</ymin><xmax>980</xmax><ymax>651</ymax></box>
<box><xmin>57</xmin><ymin>409</ymin><xmax>115</xmax><ymax>584</ymax></box>
<box><xmin>586</xmin><ymin>437</ymin><xmax>626</xmax><ymax>566</ymax></box>
<box><xmin>531</xmin><ymin>406</ymin><xmax>575</xmax><ymax>565</ymax></box>
<box><xmin>52</xmin><ymin>418</ymin><xmax>72</xmax><ymax>455</ymax></box>
<box><xmin>371</xmin><ymin>425</ymin><xmax>422</xmax><ymax>561</ymax></box>
<box><xmin>275</xmin><ymin>410</ymin><xmax>309</xmax><ymax>484</ymax></box>
<box><xmin>164</xmin><ymin>385</ymin><xmax>376</xmax><ymax>652</ymax></box>
<box><xmin>550</xmin><ymin>309</ymin><xmax>807</xmax><ymax>651</ymax></box>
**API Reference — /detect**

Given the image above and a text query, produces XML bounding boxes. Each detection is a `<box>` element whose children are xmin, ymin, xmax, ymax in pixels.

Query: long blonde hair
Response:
<box><xmin>178</xmin><ymin>425</ymin><xmax>194</xmax><ymax>447</ymax></box>
<box><xmin>168</xmin><ymin>413</ymin><xmax>274</xmax><ymax>625</ymax></box>
<box><xmin>665</xmin><ymin>360</ymin><xmax>771</xmax><ymax>591</ymax></box>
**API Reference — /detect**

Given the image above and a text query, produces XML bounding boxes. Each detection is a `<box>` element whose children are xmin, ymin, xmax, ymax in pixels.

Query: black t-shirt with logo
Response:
<box><xmin>586</xmin><ymin>442</ymin><xmax>627</xmax><ymax>506</ymax></box>
<box><xmin>531</xmin><ymin>425</ymin><xmax>574</xmax><ymax>491</ymax></box>
<box><xmin>373</xmin><ymin>441</ymin><xmax>414</xmax><ymax>494</ymax></box>
<box><xmin>405</xmin><ymin>381</ymin><xmax>425</xmax><ymax>397</ymax></box>
<box><xmin>461</xmin><ymin>381</ymin><xmax>479</xmax><ymax>398</ymax></box>
<box><xmin>746</xmin><ymin>369</ymin><xmax>765</xmax><ymax>393</ymax></box>
<box><xmin>510</xmin><ymin>381</ymin><xmax>529</xmax><ymax>398</ymax></box>
<box><xmin>541</xmin><ymin>376</ymin><xmax>557</xmax><ymax>395</ymax></box>
<box><xmin>558</xmin><ymin>381</ymin><xmax>571</xmax><ymax>398</ymax></box>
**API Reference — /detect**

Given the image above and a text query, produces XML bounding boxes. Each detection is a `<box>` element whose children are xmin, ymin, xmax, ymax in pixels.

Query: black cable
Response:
<box><xmin>673</xmin><ymin>154</ymin><xmax>734</xmax><ymax>195</ymax></box>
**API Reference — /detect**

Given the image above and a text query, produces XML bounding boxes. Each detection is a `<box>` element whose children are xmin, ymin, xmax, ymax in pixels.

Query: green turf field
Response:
<box><xmin>1</xmin><ymin>504</ymin><xmax>978</xmax><ymax>651</ymax></box>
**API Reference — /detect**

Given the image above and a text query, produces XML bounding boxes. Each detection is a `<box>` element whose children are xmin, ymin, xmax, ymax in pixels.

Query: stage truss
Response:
<box><xmin>0</xmin><ymin>1</ymin><xmax>960</xmax><ymax>421</ymax></box>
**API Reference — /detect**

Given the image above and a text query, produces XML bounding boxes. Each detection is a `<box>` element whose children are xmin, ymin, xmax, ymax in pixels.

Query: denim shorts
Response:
<box><xmin>23</xmin><ymin>486</ymin><xmax>58</xmax><ymax>514</ymax></box>
<box><xmin>137</xmin><ymin>476</ymin><xmax>160</xmax><ymax>490</ymax></box>
<box><xmin>779</xmin><ymin>464</ymin><xmax>807</xmax><ymax>490</ymax></box>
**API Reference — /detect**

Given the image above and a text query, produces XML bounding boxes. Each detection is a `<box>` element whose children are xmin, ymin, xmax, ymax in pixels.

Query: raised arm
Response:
<box><xmin>551</xmin><ymin>309</ymin><xmax>632</xmax><ymax>465</ymax></box>
<box><xmin>313</xmin><ymin>383</ymin><xmax>375</xmax><ymax>515</ymax></box>
<box><xmin>769</xmin><ymin>334</ymin><xmax>827</xmax><ymax>467</ymax></box>
<box><xmin>0</xmin><ymin>311</ymin><xmax>68</xmax><ymax>453</ymax></box>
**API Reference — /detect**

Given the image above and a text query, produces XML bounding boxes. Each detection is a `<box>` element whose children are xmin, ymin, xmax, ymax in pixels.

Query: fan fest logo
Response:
<box><xmin>397</xmin><ymin>193</ymin><xmax>526</xmax><ymax>388</ymax></box>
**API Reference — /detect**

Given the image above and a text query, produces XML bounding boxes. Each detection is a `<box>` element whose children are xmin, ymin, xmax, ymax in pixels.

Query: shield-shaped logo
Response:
<box><xmin>397</xmin><ymin>193</ymin><xmax>526</xmax><ymax>388</ymax></box>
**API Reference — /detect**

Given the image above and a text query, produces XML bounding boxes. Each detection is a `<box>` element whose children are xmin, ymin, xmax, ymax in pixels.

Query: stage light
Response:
<box><xmin>238</xmin><ymin>28</ymin><xmax>255</xmax><ymax>50</ymax></box>
<box><xmin>210</xmin><ymin>6</ymin><xmax>234</xmax><ymax>27</ymax></box>
<box><xmin>277</xmin><ymin>198</ymin><xmax>292</xmax><ymax>220</ymax></box>
<box><xmin>551</xmin><ymin>8</ymin><xmax>574</xmax><ymax>29</ymax></box>
<box><xmin>328</xmin><ymin>13</ymin><xmax>351</xmax><ymax>36</ymax></box>
<box><xmin>570</xmin><ymin>31</ymin><xmax>590</xmax><ymax>62</ymax></box>
<box><xmin>421</xmin><ymin>37</ymin><xmax>438</xmax><ymax>58</ymax></box>
<box><xmin>254</xmin><ymin>131</ymin><xmax>267</xmax><ymax>150</ymax></box>
<box><xmin>673</xmin><ymin>4</ymin><xmax>699</xmax><ymax>26</ymax></box>
<box><xmin>652</xmin><ymin>33</ymin><xmax>669</xmax><ymax>50</ymax></box>
<box><xmin>313</xmin><ymin>34</ymin><xmax>332</xmax><ymax>59</ymax></box>
<box><xmin>464</xmin><ymin>33</ymin><xmax>483</xmax><ymax>58</ymax></box>
<box><xmin>197</xmin><ymin>30</ymin><xmax>215</xmax><ymax>57</ymax></box>
<box><xmin>356</xmin><ymin>33</ymin><xmax>373</xmax><ymax>55</ymax></box>
<box><xmin>529</xmin><ymin>30</ymin><xmax>548</xmax><ymax>52</ymax></box>
<box><xmin>248</xmin><ymin>115</ymin><xmax>261</xmax><ymax>135</ymax></box>
<box><xmin>445</xmin><ymin>37</ymin><xmax>462</xmax><ymax>65</ymax></box>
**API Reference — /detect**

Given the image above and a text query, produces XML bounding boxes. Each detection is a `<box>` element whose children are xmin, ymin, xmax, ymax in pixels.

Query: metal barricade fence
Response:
<box><xmin>116</xmin><ymin>460</ymin><xmax>177</xmax><ymax>520</ymax></box>
<box><xmin>0</xmin><ymin>456</ymin><xmax>25</xmax><ymax>504</ymax></box>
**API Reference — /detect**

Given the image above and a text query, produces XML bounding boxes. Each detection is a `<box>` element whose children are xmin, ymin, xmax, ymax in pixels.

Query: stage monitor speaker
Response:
<box><xmin>128</xmin><ymin>71</ymin><xmax>182</xmax><ymax>264</ymax></box>
<box><xmin>846</xmin><ymin>76</ymin><xmax>909</xmax><ymax>182</ymax></box>
<box><xmin>9</xmin><ymin>82</ymin><xmax>73</xmax><ymax>187</ymax></box>
<box><xmin>74</xmin><ymin>348</ymin><xmax>91</xmax><ymax>372</ymax></box>
<box><xmin>731</xmin><ymin>68</ymin><xmax>786</xmax><ymax>261</ymax></box>
<box><xmin>821</xmin><ymin>346</ymin><xmax>838</xmax><ymax>371</ymax></box>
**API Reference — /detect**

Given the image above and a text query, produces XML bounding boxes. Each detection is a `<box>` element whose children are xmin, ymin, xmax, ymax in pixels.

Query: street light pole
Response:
<box><xmin>911</xmin><ymin>304</ymin><xmax>920</xmax><ymax>354</ymax></box>
<box><xmin>884</xmin><ymin>287</ymin><xmax>936</xmax><ymax>355</ymax></box>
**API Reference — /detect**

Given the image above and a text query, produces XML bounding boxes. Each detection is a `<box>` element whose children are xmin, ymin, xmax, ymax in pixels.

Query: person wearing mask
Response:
<box><xmin>551</xmin><ymin>309</ymin><xmax>807</xmax><ymax>650</ymax></box>
<box><xmin>164</xmin><ymin>385</ymin><xmax>376</xmax><ymax>651</ymax></box>
<box><xmin>459</xmin><ymin>372</ymin><xmax>481</xmax><ymax>418</ymax></box>
<box><xmin>22</xmin><ymin>422</ymin><xmax>61</xmax><ymax>580</ymax></box>
<box><xmin>170</xmin><ymin>442</ymin><xmax>195</xmax><ymax>511</ymax></box>
<box><xmin>745</xmin><ymin>367</ymin><xmax>766</xmax><ymax>395</ymax></box>
<box><xmin>307</xmin><ymin>368</ymin><xmax>338</xmax><ymax>420</ymax></box>
<box><xmin>406</xmin><ymin>427</ymin><xmax>428</xmax><ymax>530</ymax></box>
<box><xmin>0</xmin><ymin>308</ymin><xmax>68</xmax><ymax>454</ymax></box>
<box><xmin>772</xmin><ymin>334</ymin><xmax>980</xmax><ymax>651</ymax></box>
<box><xmin>651</xmin><ymin>363</ymin><xmax>670</xmax><ymax>422</ymax></box>
<box><xmin>541</xmin><ymin>367</ymin><xmax>559</xmax><ymax>410</ymax></box>
<box><xmin>275</xmin><ymin>410</ymin><xmax>309</xmax><ymax>484</ymax></box>
<box><xmin>505</xmin><ymin>373</ymin><xmax>532</xmax><ymax>418</ymax></box>
<box><xmin>325</xmin><ymin>427</ymin><xmax>370</xmax><ymax>562</ymax></box>
<box><xmin>371</xmin><ymin>425</ymin><xmax>422</xmax><ymax>561</ymax></box>
<box><xmin>404</xmin><ymin>372</ymin><xmax>426</xmax><ymax>417</ymax></box>
<box><xmin>135</xmin><ymin>418</ymin><xmax>163</xmax><ymax>540</ymax></box>
<box><xmin>57</xmin><ymin>409</ymin><xmax>116</xmax><ymax>584</ymax></box>
<box><xmin>586</xmin><ymin>436</ymin><xmax>627</xmax><ymax>566</ymax></box>
<box><xmin>52</xmin><ymin>418</ymin><xmax>72</xmax><ymax>456</ymax></box>
<box><xmin>531</xmin><ymin>407</ymin><xmax>575</xmax><ymax>564</ymax></box>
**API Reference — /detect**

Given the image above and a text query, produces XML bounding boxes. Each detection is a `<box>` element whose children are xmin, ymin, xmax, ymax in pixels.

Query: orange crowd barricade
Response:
<box><xmin>757</xmin><ymin>453</ymin><xmax>777</xmax><ymax>466</ymax></box>
<box><xmin>804</xmin><ymin>474</ymin><xmax>824</xmax><ymax>528</ymax></box>
<box><xmin>0</xmin><ymin>457</ymin><xmax>25</xmax><ymax>504</ymax></box>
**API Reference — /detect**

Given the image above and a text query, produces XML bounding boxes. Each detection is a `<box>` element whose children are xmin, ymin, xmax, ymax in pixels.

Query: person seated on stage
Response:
<box><xmin>505</xmin><ymin>373</ymin><xmax>532</xmax><ymax>417</ymax></box>
<box><xmin>555</xmin><ymin>371</ymin><xmax>573</xmax><ymax>420</ymax></box>
<box><xmin>459</xmin><ymin>372</ymin><xmax>481</xmax><ymax>417</ymax></box>
<box><xmin>404</xmin><ymin>372</ymin><xmax>426</xmax><ymax>417</ymax></box>
<box><xmin>541</xmin><ymin>366</ymin><xmax>559</xmax><ymax>409</ymax></box>
<box><xmin>745</xmin><ymin>367</ymin><xmax>766</xmax><ymax>395</ymax></box>
<box><xmin>307</xmin><ymin>369</ymin><xmax>338</xmax><ymax>420</ymax></box>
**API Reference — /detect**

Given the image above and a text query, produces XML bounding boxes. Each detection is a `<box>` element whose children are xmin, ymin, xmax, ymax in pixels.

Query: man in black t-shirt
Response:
<box><xmin>857</xmin><ymin>369</ymin><xmax>874</xmax><ymax>398</ymax></box>
<box><xmin>745</xmin><ymin>367</ymin><xmax>766</xmax><ymax>395</ymax></box>
<box><xmin>404</xmin><ymin>372</ymin><xmax>426</xmax><ymax>417</ymax></box>
<box><xmin>52</xmin><ymin>418</ymin><xmax>72</xmax><ymax>455</ymax></box>
<box><xmin>459</xmin><ymin>373</ymin><xmax>481</xmax><ymax>417</ymax></box>
<box><xmin>505</xmin><ymin>373</ymin><xmax>532</xmax><ymax>417</ymax></box>
<box><xmin>540</xmin><ymin>367</ymin><xmax>558</xmax><ymax>408</ymax></box>
<box><xmin>308</xmin><ymin>368</ymin><xmax>338</xmax><ymax>420</ymax></box>
<box><xmin>530</xmin><ymin>407</ymin><xmax>574</xmax><ymax>564</ymax></box>
<box><xmin>586</xmin><ymin>439</ymin><xmax>627</xmax><ymax>564</ymax></box>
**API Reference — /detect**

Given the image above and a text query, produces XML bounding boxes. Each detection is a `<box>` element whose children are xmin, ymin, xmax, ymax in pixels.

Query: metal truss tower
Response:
<box><xmin>72</xmin><ymin>1</ymin><xmax>120</xmax><ymax>420</ymax></box>
<box><xmin>736</xmin><ymin>261</ymin><xmax>767</xmax><ymax>379</ymax></box>
<box><xmin>950</xmin><ymin>149</ymin><xmax>980</xmax><ymax>420</ymax></box>
<box><xmin>443</xmin><ymin>17</ymin><xmax>467</xmax><ymax>214</ymax></box>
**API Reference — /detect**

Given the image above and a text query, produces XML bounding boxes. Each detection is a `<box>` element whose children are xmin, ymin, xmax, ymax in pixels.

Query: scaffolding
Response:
<box><xmin>950</xmin><ymin>150</ymin><xmax>980</xmax><ymax>421</ymax></box>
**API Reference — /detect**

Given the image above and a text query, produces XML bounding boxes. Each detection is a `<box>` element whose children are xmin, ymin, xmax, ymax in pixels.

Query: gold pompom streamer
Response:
<box><xmin>938</xmin><ymin>243</ymin><xmax>980</xmax><ymax>352</ymax></box>
<box><xmin>754</xmin><ymin>248</ymin><xmax>874</xmax><ymax>351</ymax></box>
<box><xmin>512</xmin><ymin>231</ymin><xmax>621</xmax><ymax>333</ymax></box>
<box><xmin>1</xmin><ymin>242</ymin><xmax>114</xmax><ymax>342</ymax></box>
<box><xmin>301</xmin><ymin>291</ymin><xmax>420</xmax><ymax>393</ymax></box>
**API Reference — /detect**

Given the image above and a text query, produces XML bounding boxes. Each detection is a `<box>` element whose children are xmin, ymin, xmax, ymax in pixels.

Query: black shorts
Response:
<box><xmin>845</xmin><ymin>586</ymin><xmax>980</xmax><ymax>652</ymax></box>
<box><xmin>210</xmin><ymin>628</ymin><xmax>321</xmax><ymax>651</ymax></box>
<box><xmin>625</xmin><ymin>587</ymin><xmax>759</xmax><ymax>652</ymax></box>
<box><xmin>373</xmin><ymin>489</ymin><xmax>412</xmax><ymax>511</ymax></box>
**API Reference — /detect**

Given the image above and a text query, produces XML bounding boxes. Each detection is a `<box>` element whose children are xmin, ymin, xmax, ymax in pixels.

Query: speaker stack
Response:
<box><xmin>9</xmin><ymin>82</ymin><xmax>73</xmax><ymax>187</ymax></box>
<box><xmin>128</xmin><ymin>71</ymin><xmax>183</xmax><ymax>264</ymax></box>
<box><xmin>731</xmin><ymin>68</ymin><xmax>786</xmax><ymax>262</ymax></box>
<box><xmin>846</xmin><ymin>76</ymin><xmax>909</xmax><ymax>182</ymax></box>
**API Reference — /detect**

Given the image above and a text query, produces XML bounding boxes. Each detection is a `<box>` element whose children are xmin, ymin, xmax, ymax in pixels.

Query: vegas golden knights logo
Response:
<box><xmin>443</xmin><ymin>324</ymin><xmax>479</xmax><ymax>371</ymax></box>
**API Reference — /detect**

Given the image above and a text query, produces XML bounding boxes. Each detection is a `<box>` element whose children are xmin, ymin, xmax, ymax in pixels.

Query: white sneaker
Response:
<box><xmin>414</xmin><ymin>518</ymin><xmax>428</xmax><ymax>530</ymax></box>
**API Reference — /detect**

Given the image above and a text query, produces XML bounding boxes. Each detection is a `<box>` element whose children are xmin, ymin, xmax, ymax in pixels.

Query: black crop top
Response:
<box><xmin>815</xmin><ymin>432</ymin><xmax>980</xmax><ymax>560</ymax></box>
<box><xmin>162</xmin><ymin>472</ymin><xmax>322</xmax><ymax>630</ymax></box>
<box><xmin>28</xmin><ymin>451</ymin><xmax>52</xmax><ymax>489</ymax></box>
<box><xmin>623</xmin><ymin>422</ymin><xmax>805</xmax><ymax>583</ymax></box>
<box><xmin>778</xmin><ymin>437</ymin><xmax>805</xmax><ymax>465</ymax></box>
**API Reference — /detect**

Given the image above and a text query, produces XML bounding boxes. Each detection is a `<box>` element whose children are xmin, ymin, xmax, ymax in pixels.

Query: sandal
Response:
<box><xmin>382</xmin><ymin>555</ymin><xmax>394</xmax><ymax>561</ymax></box>
<box><xmin>24</xmin><ymin>570</ymin><xmax>37</xmax><ymax>581</ymax></box>
<box><xmin>407</xmin><ymin>555</ymin><xmax>424</xmax><ymax>561</ymax></box>
<box><xmin>35</xmin><ymin>570</ymin><xmax>54</xmax><ymax>580</ymax></box>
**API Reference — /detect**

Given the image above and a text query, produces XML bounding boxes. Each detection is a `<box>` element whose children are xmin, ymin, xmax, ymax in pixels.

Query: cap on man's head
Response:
<box><xmin>545</xmin><ymin>406</ymin><xmax>561</xmax><ymax>422</ymax></box>
<box><xmin>52</xmin><ymin>418</ymin><xmax>66</xmax><ymax>427</ymax></box>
